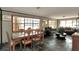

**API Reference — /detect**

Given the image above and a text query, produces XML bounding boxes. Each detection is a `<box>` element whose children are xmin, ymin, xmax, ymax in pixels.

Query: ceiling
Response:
<box><xmin>1</xmin><ymin>7</ymin><xmax>79</xmax><ymax>19</ymax></box>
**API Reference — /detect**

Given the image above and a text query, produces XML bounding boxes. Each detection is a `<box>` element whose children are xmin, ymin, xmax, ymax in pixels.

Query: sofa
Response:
<box><xmin>64</xmin><ymin>27</ymin><xmax>75</xmax><ymax>35</ymax></box>
<box><xmin>58</xmin><ymin>27</ymin><xmax>76</xmax><ymax>35</ymax></box>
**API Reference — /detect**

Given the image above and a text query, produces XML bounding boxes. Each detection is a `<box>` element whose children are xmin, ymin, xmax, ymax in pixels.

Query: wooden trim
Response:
<box><xmin>11</xmin><ymin>15</ymin><xmax>13</xmax><ymax>32</ymax></box>
<box><xmin>0</xmin><ymin>8</ymin><xmax>2</xmax><ymax>48</ymax></box>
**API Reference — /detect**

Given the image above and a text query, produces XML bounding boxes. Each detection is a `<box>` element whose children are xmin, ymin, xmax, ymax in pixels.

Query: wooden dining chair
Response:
<box><xmin>40</xmin><ymin>29</ymin><xmax>44</xmax><ymax>40</ymax></box>
<box><xmin>33</xmin><ymin>29</ymin><xmax>44</xmax><ymax>42</ymax></box>
<box><xmin>6</xmin><ymin>32</ymin><xmax>21</xmax><ymax>51</ymax></box>
<box><xmin>22</xmin><ymin>28</ymin><xmax>32</xmax><ymax>48</ymax></box>
<box><xmin>31</xmin><ymin>29</ymin><xmax>44</xmax><ymax>50</ymax></box>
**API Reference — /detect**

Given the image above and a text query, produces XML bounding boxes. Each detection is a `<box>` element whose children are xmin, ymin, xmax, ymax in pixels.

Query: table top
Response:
<box><xmin>12</xmin><ymin>33</ymin><xmax>44</xmax><ymax>40</ymax></box>
<box><xmin>12</xmin><ymin>28</ymin><xmax>44</xmax><ymax>40</ymax></box>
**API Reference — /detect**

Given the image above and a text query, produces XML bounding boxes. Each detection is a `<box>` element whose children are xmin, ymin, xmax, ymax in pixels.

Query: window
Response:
<box><xmin>77</xmin><ymin>19</ymin><xmax>79</xmax><ymax>28</ymax></box>
<box><xmin>25</xmin><ymin>18</ymin><xmax>32</xmax><ymax>30</ymax></box>
<box><xmin>72</xmin><ymin>20</ymin><xmax>76</xmax><ymax>28</ymax></box>
<box><xmin>59</xmin><ymin>20</ymin><xmax>66</xmax><ymax>27</ymax></box>
<box><xmin>59</xmin><ymin>19</ymin><xmax>77</xmax><ymax>28</ymax></box>
<box><xmin>24</xmin><ymin>18</ymin><xmax>40</xmax><ymax>30</ymax></box>
<box><xmin>12</xmin><ymin>16</ymin><xmax>40</xmax><ymax>32</ymax></box>
<box><xmin>66</xmin><ymin>20</ymin><xmax>72</xmax><ymax>27</ymax></box>
<box><xmin>49</xmin><ymin>20</ymin><xmax>57</xmax><ymax>28</ymax></box>
<box><xmin>32</xmin><ymin>19</ymin><xmax>40</xmax><ymax>29</ymax></box>
<box><xmin>13</xmin><ymin>16</ymin><xmax>24</xmax><ymax>31</ymax></box>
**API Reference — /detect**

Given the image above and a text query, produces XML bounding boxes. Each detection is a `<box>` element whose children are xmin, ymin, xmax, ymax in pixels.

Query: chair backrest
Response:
<box><xmin>25</xmin><ymin>28</ymin><xmax>32</xmax><ymax>35</ymax></box>
<box><xmin>36</xmin><ymin>29</ymin><xmax>44</xmax><ymax>39</ymax></box>
<box><xmin>36</xmin><ymin>29</ymin><xmax>41</xmax><ymax>34</ymax></box>
<box><xmin>6</xmin><ymin>32</ymin><xmax>12</xmax><ymax>44</ymax></box>
<box><xmin>25</xmin><ymin>28</ymin><xmax>32</xmax><ymax>40</ymax></box>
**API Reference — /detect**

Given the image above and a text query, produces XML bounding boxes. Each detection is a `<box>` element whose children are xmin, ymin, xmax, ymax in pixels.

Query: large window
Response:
<box><xmin>59</xmin><ymin>19</ymin><xmax>77</xmax><ymax>28</ymax></box>
<box><xmin>13</xmin><ymin>16</ymin><xmax>40</xmax><ymax>32</ymax></box>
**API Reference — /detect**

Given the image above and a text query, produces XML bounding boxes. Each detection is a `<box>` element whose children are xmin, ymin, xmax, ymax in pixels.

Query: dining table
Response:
<box><xmin>12</xmin><ymin>29</ymin><xmax>44</xmax><ymax>51</ymax></box>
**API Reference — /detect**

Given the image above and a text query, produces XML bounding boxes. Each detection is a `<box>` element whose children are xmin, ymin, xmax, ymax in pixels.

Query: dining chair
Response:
<box><xmin>22</xmin><ymin>28</ymin><xmax>32</xmax><ymax>48</ymax></box>
<box><xmin>6</xmin><ymin>32</ymin><xmax>21</xmax><ymax>51</ymax></box>
<box><xmin>33</xmin><ymin>29</ymin><xmax>44</xmax><ymax>41</ymax></box>
<box><xmin>32</xmin><ymin>29</ymin><xmax>44</xmax><ymax>50</ymax></box>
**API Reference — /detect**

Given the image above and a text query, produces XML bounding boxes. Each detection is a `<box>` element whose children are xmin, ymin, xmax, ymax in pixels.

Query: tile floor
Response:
<box><xmin>0</xmin><ymin>34</ymin><xmax>72</xmax><ymax>51</ymax></box>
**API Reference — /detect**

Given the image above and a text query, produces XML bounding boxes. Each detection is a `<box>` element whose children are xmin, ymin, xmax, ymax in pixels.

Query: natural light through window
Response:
<box><xmin>13</xmin><ymin>16</ymin><xmax>40</xmax><ymax>32</ymax></box>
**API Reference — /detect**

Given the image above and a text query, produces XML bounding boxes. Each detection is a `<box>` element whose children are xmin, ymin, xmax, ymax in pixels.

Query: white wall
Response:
<box><xmin>2</xmin><ymin>15</ymin><xmax>12</xmax><ymax>43</ymax></box>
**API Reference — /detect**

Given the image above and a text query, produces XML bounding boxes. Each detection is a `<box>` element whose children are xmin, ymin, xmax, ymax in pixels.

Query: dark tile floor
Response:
<box><xmin>0</xmin><ymin>34</ymin><xmax>72</xmax><ymax>51</ymax></box>
<box><xmin>43</xmin><ymin>35</ymin><xmax>72</xmax><ymax>51</ymax></box>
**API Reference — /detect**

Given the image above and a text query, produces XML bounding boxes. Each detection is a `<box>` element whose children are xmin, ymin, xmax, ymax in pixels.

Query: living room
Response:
<box><xmin>0</xmin><ymin>7</ymin><xmax>79</xmax><ymax>51</ymax></box>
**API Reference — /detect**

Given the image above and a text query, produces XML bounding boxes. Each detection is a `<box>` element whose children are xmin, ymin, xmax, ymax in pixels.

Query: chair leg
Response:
<box><xmin>24</xmin><ymin>44</ymin><xmax>26</xmax><ymax>49</ymax></box>
<box><xmin>13</xmin><ymin>44</ymin><xmax>15</xmax><ymax>51</ymax></box>
<box><xmin>20</xmin><ymin>42</ymin><xmax>22</xmax><ymax>50</ymax></box>
<box><xmin>9</xmin><ymin>45</ymin><xmax>12</xmax><ymax>51</ymax></box>
<box><xmin>31</xmin><ymin>42</ymin><xmax>33</xmax><ymax>49</ymax></box>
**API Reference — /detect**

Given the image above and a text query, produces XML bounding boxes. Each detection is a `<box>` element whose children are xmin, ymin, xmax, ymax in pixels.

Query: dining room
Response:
<box><xmin>1</xmin><ymin>7</ymin><xmax>79</xmax><ymax>51</ymax></box>
<box><xmin>0</xmin><ymin>8</ymin><xmax>49</xmax><ymax>51</ymax></box>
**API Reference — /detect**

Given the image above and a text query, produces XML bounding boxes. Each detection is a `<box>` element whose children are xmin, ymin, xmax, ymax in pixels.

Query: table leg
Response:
<box><xmin>20</xmin><ymin>41</ymin><xmax>22</xmax><ymax>51</ymax></box>
<box><xmin>13</xmin><ymin>45</ymin><xmax>15</xmax><ymax>51</ymax></box>
<box><xmin>13</xmin><ymin>42</ymin><xmax>15</xmax><ymax>51</ymax></box>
